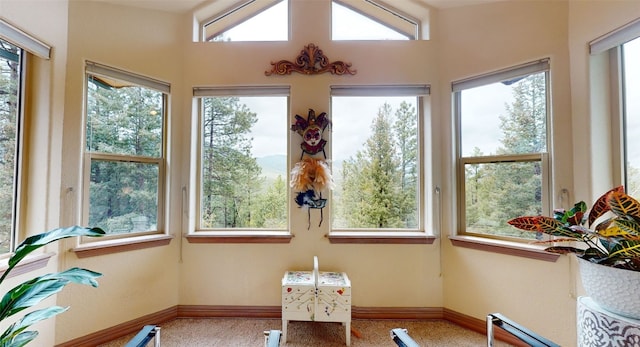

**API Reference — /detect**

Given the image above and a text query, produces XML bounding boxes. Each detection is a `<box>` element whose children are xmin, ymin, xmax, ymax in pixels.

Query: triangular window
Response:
<box><xmin>332</xmin><ymin>1</ymin><xmax>415</xmax><ymax>40</ymax></box>
<box><xmin>204</xmin><ymin>0</ymin><xmax>288</xmax><ymax>42</ymax></box>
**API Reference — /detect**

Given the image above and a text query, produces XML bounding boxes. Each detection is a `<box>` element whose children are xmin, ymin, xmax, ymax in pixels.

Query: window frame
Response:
<box><xmin>190</xmin><ymin>85</ymin><xmax>291</xmax><ymax>239</ymax></box>
<box><xmin>201</xmin><ymin>0</ymin><xmax>289</xmax><ymax>42</ymax></box>
<box><xmin>453</xmin><ymin>59</ymin><xmax>552</xmax><ymax>243</ymax></box>
<box><xmin>331</xmin><ymin>0</ymin><xmax>420</xmax><ymax>40</ymax></box>
<box><xmin>327</xmin><ymin>84</ymin><xmax>434</xmax><ymax>244</ymax></box>
<box><xmin>0</xmin><ymin>20</ymin><xmax>50</xmax><ymax>256</ymax></box>
<box><xmin>80</xmin><ymin>61</ymin><xmax>169</xmax><ymax>243</ymax></box>
<box><xmin>589</xmin><ymin>18</ymin><xmax>640</xmax><ymax>196</ymax></box>
<box><xmin>0</xmin><ymin>39</ymin><xmax>24</xmax><ymax>256</ymax></box>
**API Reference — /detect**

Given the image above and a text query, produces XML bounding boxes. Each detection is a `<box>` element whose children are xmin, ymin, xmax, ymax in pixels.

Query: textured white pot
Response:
<box><xmin>578</xmin><ymin>256</ymin><xmax>640</xmax><ymax>320</ymax></box>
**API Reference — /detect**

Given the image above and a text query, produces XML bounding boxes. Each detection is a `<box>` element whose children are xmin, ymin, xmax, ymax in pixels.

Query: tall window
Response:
<box><xmin>203</xmin><ymin>0</ymin><xmax>288</xmax><ymax>42</ymax></box>
<box><xmin>0</xmin><ymin>39</ymin><xmax>22</xmax><ymax>253</ymax></box>
<box><xmin>622</xmin><ymin>37</ymin><xmax>640</xmax><ymax>196</ymax></box>
<box><xmin>454</xmin><ymin>59</ymin><xmax>551</xmax><ymax>240</ymax></box>
<box><xmin>331</xmin><ymin>85</ymin><xmax>428</xmax><ymax>231</ymax></box>
<box><xmin>195</xmin><ymin>87</ymin><xmax>288</xmax><ymax>230</ymax></box>
<box><xmin>83</xmin><ymin>62</ymin><xmax>168</xmax><ymax>237</ymax></box>
<box><xmin>590</xmin><ymin>19</ymin><xmax>640</xmax><ymax>198</ymax></box>
<box><xmin>0</xmin><ymin>20</ymin><xmax>50</xmax><ymax>253</ymax></box>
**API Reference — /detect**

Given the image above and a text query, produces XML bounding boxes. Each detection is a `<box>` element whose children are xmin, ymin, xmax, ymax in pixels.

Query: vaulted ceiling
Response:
<box><xmin>91</xmin><ymin>0</ymin><xmax>504</xmax><ymax>15</ymax></box>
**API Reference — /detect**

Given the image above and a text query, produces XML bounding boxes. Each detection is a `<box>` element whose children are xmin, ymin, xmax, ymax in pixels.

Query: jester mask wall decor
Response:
<box><xmin>291</xmin><ymin>109</ymin><xmax>331</xmax><ymax>159</ymax></box>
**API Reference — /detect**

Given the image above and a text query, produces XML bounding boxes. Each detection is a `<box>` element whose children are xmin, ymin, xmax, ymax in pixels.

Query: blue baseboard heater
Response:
<box><xmin>390</xmin><ymin>328</ymin><xmax>420</xmax><ymax>347</ymax></box>
<box><xmin>125</xmin><ymin>325</ymin><xmax>160</xmax><ymax>347</ymax></box>
<box><xmin>264</xmin><ymin>329</ymin><xmax>282</xmax><ymax>347</ymax></box>
<box><xmin>487</xmin><ymin>313</ymin><xmax>560</xmax><ymax>347</ymax></box>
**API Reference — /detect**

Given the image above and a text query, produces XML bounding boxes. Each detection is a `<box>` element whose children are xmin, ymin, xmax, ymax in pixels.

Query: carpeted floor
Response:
<box><xmin>98</xmin><ymin>318</ymin><xmax>514</xmax><ymax>346</ymax></box>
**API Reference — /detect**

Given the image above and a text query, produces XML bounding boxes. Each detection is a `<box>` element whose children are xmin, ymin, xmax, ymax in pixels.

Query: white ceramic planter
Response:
<box><xmin>578</xmin><ymin>256</ymin><xmax>640</xmax><ymax>320</ymax></box>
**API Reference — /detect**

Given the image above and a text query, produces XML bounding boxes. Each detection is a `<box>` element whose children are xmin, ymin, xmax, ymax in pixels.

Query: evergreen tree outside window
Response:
<box><xmin>83</xmin><ymin>62</ymin><xmax>168</xmax><ymax>236</ymax></box>
<box><xmin>454</xmin><ymin>59</ymin><xmax>551</xmax><ymax>240</ymax></box>
<box><xmin>0</xmin><ymin>39</ymin><xmax>22</xmax><ymax>253</ymax></box>
<box><xmin>195</xmin><ymin>88</ymin><xmax>288</xmax><ymax>230</ymax></box>
<box><xmin>331</xmin><ymin>86</ymin><xmax>427</xmax><ymax>231</ymax></box>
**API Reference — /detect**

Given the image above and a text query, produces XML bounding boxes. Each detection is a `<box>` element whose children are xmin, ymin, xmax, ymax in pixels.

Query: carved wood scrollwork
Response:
<box><xmin>265</xmin><ymin>43</ymin><xmax>356</xmax><ymax>76</ymax></box>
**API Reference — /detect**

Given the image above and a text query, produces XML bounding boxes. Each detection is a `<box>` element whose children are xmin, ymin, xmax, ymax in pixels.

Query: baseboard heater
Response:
<box><xmin>487</xmin><ymin>313</ymin><xmax>559</xmax><ymax>347</ymax></box>
<box><xmin>390</xmin><ymin>328</ymin><xmax>420</xmax><ymax>347</ymax></box>
<box><xmin>125</xmin><ymin>325</ymin><xmax>160</xmax><ymax>347</ymax></box>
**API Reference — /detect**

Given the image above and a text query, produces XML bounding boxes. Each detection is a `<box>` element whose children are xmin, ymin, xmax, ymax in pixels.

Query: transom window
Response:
<box><xmin>83</xmin><ymin>62</ymin><xmax>168</xmax><ymax>237</ymax></box>
<box><xmin>332</xmin><ymin>0</ymin><xmax>416</xmax><ymax>40</ymax></box>
<box><xmin>331</xmin><ymin>85</ymin><xmax>428</xmax><ymax>231</ymax></box>
<box><xmin>203</xmin><ymin>0</ymin><xmax>288</xmax><ymax>42</ymax></box>
<box><xmin>454</xmin><ymin>59</ymin><xmax>551</xmax><ymax>240</ymax></box>
<box><xmin>194</xmin><ymin>87</ymin><xmax>289</xmax><ymax>230</ymax></box>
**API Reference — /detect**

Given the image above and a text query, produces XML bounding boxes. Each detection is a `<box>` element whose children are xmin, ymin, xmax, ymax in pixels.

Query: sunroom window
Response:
<box><xmin>330</xmin><ymin>85</ymin><xmax>428</xmax><ymax>231</ymax></box>
<box><xmin>194</xmin><ymin>87</ymin><xmax>289</xmax><ymax>230</ymax></box>
<box><xmin>621</xmin><ymin>37</ymin><xmax>640</xmax><ymax>195</ymax></box>
<box><xmin>83</xmin><ymin>62</ymin><xmax>169</xmax><ymax>238</ymax></box>
<box><xmin>454</xmin><ymin>59</ymin><xmax>551</xmax><ymax>241</ymax></box>
<box><xmin>0</xmin><ymin>20</ymin><xmax>50</xmax><ymax>253</ymax></box>
<box><xmin>0</xmin><ymin>39</ymin><xmax>22</xmax><ymax>254</ymax></box>
<box><xmin>589</xmin><ymin>18</ymin><xmax>640</xmax><ymax>197</ymax></box>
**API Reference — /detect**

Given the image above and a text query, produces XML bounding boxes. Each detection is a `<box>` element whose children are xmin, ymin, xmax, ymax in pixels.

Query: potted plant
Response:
<box><xmin>508</xmin><ymin>186</ymin><xmax>640</xmax><ymax>319</ymax></box>
<box><xmin>0</xmin><ymin>226</ymin><xmax>104</xmax><ymax>347</ymax></box>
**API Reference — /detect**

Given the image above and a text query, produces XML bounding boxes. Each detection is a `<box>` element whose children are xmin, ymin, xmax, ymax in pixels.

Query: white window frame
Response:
<box><xmin>200</xmin><ymin>0</ymin><xmax>288</xmax><ymax>42</ymax></box>
<box><xmin>453</xmin><ymin>59</ymin><xmax>552</xmax><ymax>241</ymax></box>
<box><xmin>329</xmin><ymin>84</ymin><xmax>429</xmax><ymax>234</ymax></box>
<box><xmin>81</xmin><ymin>61</ymin><xmax>169</xmax><ymax>241</ymax></box>
<box><xmin>193</xmin><ymin>85</ymin><xmax>290</xmax><ymax>232</ymax></box>
<box><xmin>332</xmin><ymin>0</ymin><xmax>420</xmax><ymax>40</ymax></box>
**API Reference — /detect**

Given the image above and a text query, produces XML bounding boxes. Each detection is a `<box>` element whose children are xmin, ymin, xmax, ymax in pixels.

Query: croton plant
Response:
<box><xmin>508</xmin><ymin>186</ymin><xmax>640</xmax><ymax>271</ymax></box>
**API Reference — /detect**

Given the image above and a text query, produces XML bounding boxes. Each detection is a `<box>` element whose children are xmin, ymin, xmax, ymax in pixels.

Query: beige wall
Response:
<box><xmin>54</xmin><ymin>1</ymin><xmax>185</xmax><ymax>343</ymax></box>
<box><xmin>0</xmin><ymin>0</ymin><xmax>70</xmax><ymax>345</ymax></box>
<box><xmin>179</xmin><ymin>0</ymin><xmax>443</xmax><ymax>308</ymax></box>
<box><xmin>0</xmin><ymin>0</ymin><xmax>639</xmax><ymax>346</ymax></box>
<box><xmin>435</xmin><ymin>1</ymin><xmax>577</xmax><ymax>345</ymax></box>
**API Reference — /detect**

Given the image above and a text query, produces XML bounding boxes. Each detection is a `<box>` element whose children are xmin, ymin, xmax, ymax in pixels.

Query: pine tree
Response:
<box><xmin>340</xmin><ymin>103</ymin><xmax>407</xmax><ymax>228</ymax></box>
<box><xmin>251</xmin><ymin>175</ymin><xmax>287</xmax><ymax>228</ymax></box>
<box><xmin>86</xmin><ymin>81</ymin><xmax>163</xmax><ymax>232</ymax></box>
<box><xmin>464</xmin><ymin>73</ymin><xmax>547</xmax><ymax>238</ymax></box>
<box><xmin>394</xmin><ymin>101</ymin><xmax>418</xmax><ymax>227</ymax></box>
<box><xmin>200</xmin><ymin>97</ymin><xmax>261</xmax><ymax>228</ymax></box>
<box><xmin>0</xmin><ymin>41</ymin><xmax>19</xmax><ymax>251</ymax></box>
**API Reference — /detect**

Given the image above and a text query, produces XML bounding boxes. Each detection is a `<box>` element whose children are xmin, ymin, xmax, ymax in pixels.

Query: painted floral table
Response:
<box><xmin>281</xmin><ymin>256</ymin><xmax>351</xmax><ymax>345</ymax></box>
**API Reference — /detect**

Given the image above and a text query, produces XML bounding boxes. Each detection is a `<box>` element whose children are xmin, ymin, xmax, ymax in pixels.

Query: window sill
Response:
<box><xmin>449</xmin><ymin>235</ymin><xmax>560</xmax><ymax>262</ymax></box>
<box><xmin>0</xmin><ymin>252</ymin><xmax>54</xmax><ymax>279</ymax></box>
<box><xmin>72</xmin><ymin>234</ymin><xmax>173</xmax><ymax>258</ymax></box>
<box><xmin>186</xmin><ymin>231</ymin><xmax>292</xmax><ymax>244</ymax></box>
<box><xmin>328</xmin><ymin>231</ymin><xmax>436</xmax><ymax>244</ymax></box>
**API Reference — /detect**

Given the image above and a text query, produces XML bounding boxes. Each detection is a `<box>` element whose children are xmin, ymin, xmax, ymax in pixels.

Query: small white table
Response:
<box><xmin>577</xmin><ymin>296</ymin><xmax>640</xmax><ymax>346</ymax></box>
<box><xmin>281</xmin><ymin>256</ymin><xmax>351</xmax><ymax>345</ymax></box>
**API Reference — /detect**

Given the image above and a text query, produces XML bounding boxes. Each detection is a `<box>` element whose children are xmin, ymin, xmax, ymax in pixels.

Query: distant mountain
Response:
<box><xmin>256</xmin><ymin>155</ymin><xmax>346</xmax><ymax>183</ymax></box>
<box><xmin>257</xmin><ymin>155</ymin><xmax>287</xmax><ymax>179</ymax></box>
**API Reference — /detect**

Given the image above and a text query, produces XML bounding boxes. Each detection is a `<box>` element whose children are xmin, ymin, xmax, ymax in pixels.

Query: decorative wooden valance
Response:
<box><xmin>265</xmin><ymin>43</ymin><xmax>356</xmax><ymax>76</ymax></box>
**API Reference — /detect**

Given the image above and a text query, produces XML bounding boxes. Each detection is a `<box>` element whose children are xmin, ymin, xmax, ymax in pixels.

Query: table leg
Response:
<box><xmin>282</xmin><ymin>319</ymin><xmax>288</xmax><ymax>343</ymax></box>
<box><xmin>345</xmin><ymin>321</ymin><xmax>350</xmax><ymax>346</ymax></box>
